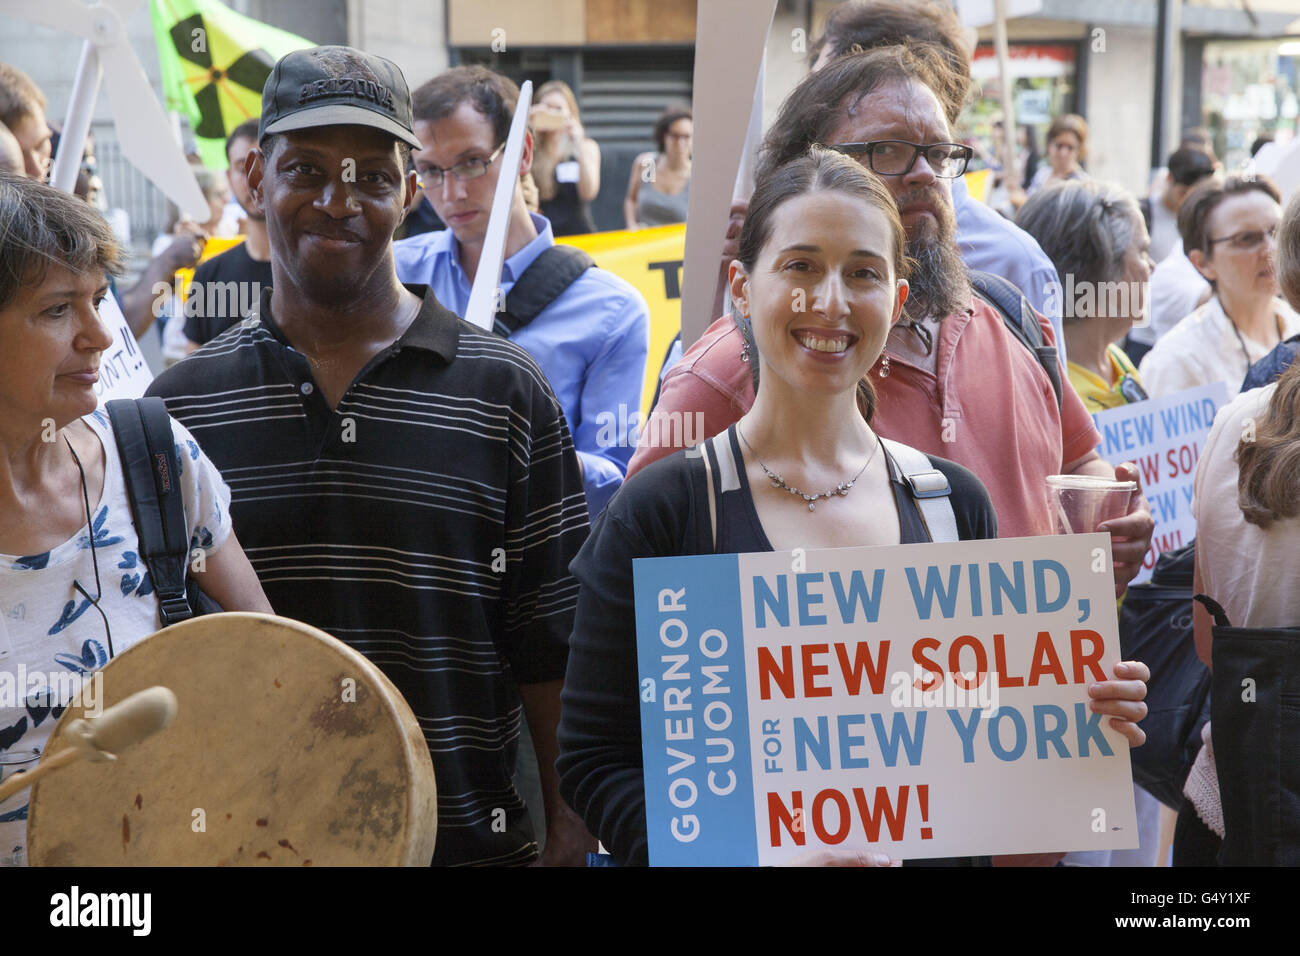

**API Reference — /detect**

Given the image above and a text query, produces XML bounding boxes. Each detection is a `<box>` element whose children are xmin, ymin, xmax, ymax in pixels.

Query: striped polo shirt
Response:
<box><xmin>146</xmin><ymin>286</ymin><xmax>590</xmax><ymax>866</ymax></box>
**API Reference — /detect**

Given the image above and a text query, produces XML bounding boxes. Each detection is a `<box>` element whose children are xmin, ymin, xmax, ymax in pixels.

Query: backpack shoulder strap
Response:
<box><xmin>879</xmin><ymin>437</ymin><xmax>959</xmax><ymax>543</ymax></box>
<box><xmin>969</xmin><ymin>269</ymin><xmax>1064</xmax><ymax>410</ymax></box>
<box><xmin>495</xmin><ymin>245</ymin><xmax>595</xmax><ymax>337</ymax></box>
<box><xmin>106</xmin><ymin>398</ymin><xmax>194</xmax><ymax>625</ymax></box>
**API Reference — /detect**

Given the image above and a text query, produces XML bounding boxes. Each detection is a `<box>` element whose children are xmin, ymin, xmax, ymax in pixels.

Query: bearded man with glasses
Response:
<box><xmin>637</xmin><ymin>45</ymin><xmax>1152</xmax><ymax>543</ymax></box>
<box><xmin>628</xmin><ymin>44</ymin><xmax>1156</xmax><ymax>867</ymax></box>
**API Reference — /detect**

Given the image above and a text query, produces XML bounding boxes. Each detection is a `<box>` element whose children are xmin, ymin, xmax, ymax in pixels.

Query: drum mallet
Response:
<box><xmin>0</xmin><ymin>686</ymin><xmax>178</xmax><ymax>802</ymax></box>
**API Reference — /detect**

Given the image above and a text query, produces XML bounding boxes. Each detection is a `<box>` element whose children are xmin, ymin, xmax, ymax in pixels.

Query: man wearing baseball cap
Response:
<box><xmin>148</xmin><ymin>46</ymin><xmax>596</xmax><ymax>866</ymax></box>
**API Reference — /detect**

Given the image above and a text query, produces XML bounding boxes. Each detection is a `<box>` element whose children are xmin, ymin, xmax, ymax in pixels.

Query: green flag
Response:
<box><xmin>149</xmin><ymin>0</ymin><xmax>312</xmax><ymax>169</ymax></box>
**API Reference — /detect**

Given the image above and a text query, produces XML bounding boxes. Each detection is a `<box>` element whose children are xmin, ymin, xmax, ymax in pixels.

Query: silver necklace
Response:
<box><xmin>737</xmin><ymin>427</ymin><xmax>880</xmax><ymax>512</ymax></box>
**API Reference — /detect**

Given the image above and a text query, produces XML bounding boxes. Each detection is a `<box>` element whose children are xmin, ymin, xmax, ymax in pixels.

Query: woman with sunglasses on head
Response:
<box><xmin>1138</xmin><ymin>174</ymin><xmax>1300</xmax><ymax>398</ymax></box>
<box><xmin>558</xmin><ymin>148</ymin><xmax>1150</xmax><ymax>867</ymax></box>
<box><xmin>1016</xmin><ymin>179</ymin><xmax>1156</xmax><ymax>412</ymax></box>
<box><xmin>528</xmin><ymin>80</ymin><xmax>601</xmax><ymax>237</ymax></box>
<box><xmin>0</xmin><ymin>172</ymin><xmax>271</xmax><ymax>866</ymax></box>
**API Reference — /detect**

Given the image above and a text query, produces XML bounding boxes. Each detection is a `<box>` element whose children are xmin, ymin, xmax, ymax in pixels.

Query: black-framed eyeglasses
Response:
<box><xmin>416</xmin><ymin>143</ymin><xmax>506</xmax><ymax>188</ymax></box>
<box><xmin>829</xmin><ymin>140</ymin><xmax>973</xmax><ymax>179</ymax></box>
<box><xmin>1207</xmin><ymin>224</ymin><xmax>1279</xmax><ymax>253</ymax></box>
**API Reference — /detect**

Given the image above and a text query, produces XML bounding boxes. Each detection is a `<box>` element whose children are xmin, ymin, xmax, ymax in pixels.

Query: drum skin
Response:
<box><xmin>28</xmin><ymin>613</ymin><xmax>437</xmax><ymax>866</ymax></box>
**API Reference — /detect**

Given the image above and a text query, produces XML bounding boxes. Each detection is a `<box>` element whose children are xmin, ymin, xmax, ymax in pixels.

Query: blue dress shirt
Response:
<box><xmin>953</xmin><ymin>176</ymin><xmax>1067</xmax><ymax>366</ymax></box>
<box><xmin>394</xmin><ymin>213</ymin><xmax>650</xmax><ymax>518</ymax></box>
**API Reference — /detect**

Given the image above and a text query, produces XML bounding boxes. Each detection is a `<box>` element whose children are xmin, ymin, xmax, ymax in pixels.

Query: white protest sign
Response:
<box><xmin>465</xmin><ymin>80</ymin><xmax>533</xmax><ymax>331</ymax></box>
<box><xmin>94</xmin><ymin>294</ymin><xmax>153</xmax><ymax>403</ymax></box>
<box><xmin>1091</xmin><ymin>382</ymin><xmax>1229</xmax><ymax>582</ymax></box>
<box><xmin>635</xmin><ymin>534</ymin><xmax>1136</xmax><ymax>865</ymax></box>
<box><xmin>680</xmin><ymin>0</ymin><xmax>776</xmax><ymax>347</ymax></box>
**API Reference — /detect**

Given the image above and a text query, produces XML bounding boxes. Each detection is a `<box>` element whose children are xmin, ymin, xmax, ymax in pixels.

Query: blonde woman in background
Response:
<box><xmin>529</xmin><ymin>80</ymin><xmax>600</xmax><ymax>235</ymax></box>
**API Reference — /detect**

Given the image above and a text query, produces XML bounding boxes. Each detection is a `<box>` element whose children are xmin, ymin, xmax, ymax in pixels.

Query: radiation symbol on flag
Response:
<box><xmin>169</xmin><ymin>13</ymin><xmax>274</xmax><ymax>139</ymax></box>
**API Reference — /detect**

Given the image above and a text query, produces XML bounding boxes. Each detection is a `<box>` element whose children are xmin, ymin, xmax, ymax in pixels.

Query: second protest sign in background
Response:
<box><xmin>635</xmin><ymin>534</ymin><xmax>1137</xmax><ymax>865</ymax></box>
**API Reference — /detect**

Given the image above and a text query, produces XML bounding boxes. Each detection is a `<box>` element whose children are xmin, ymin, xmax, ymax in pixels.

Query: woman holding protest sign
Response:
<box><xmin>557</xmin><ymin>148</ymin><xmax>1151</xmax><ymax>867</ymax></box>
<box><xmin>0</xmin><ymin>172</ymin><xmax>271</xmax><ymax>865</ymax></box>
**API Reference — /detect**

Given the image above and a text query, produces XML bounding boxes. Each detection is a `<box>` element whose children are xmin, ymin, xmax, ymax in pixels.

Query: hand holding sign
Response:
<box><xmin>1087</xmin><ymin>659</ymin><xmax>1151</xmax><ymax>747</ymax></box>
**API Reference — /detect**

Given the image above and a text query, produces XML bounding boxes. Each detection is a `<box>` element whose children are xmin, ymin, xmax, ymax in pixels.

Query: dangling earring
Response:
<box><xmin>739</xmin><ymin>311</ymin><xmax>751</xmax><ymax>363</ymax></box>
<box><xmin>878</xmin><ymin>354</ymin><xmax>891</xmax><ymax>378</ymax></box>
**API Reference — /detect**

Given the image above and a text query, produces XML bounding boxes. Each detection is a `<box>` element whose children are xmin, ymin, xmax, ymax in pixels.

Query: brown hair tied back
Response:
<box><xmin>738</xmin><ymin>146</ymin><xmax>909</xmax><ymax>424</ymax></box>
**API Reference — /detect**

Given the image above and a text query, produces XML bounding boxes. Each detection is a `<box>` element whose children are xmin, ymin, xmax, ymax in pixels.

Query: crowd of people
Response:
<box><xmin>1</xmin><ymin>0</ymin><xmax>1297</xmax><ymax>869</ymax></box>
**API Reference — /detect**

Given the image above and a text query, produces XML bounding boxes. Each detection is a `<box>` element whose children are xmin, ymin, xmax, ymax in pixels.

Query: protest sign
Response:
<box><xmin>94</xmin><ymin>295</ymin><xmax>153</xmax><ymax>404</ymax></box>
<box><xmin>1091</xmin><ymin>381</ymin><xmax>1228</xmax><ymax>582</ymax></box>
<box><xmin>634</xmin><ymin>534</ymin><xmax>1137</xmax><ymax>865</ymax></box>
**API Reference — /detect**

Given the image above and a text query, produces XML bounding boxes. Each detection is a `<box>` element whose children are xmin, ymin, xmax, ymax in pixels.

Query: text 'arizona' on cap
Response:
<box><xmin>260</xmin><ymin>45</ymin><xmax>422</xmax><ymax>149</ymax></box>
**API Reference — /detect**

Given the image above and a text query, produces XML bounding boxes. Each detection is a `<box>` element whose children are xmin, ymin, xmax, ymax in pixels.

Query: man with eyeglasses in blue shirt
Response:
<box><xmin>393</xmin><ymin>66</ymin><xmax>650</xmax><ymax>522</ymax></box>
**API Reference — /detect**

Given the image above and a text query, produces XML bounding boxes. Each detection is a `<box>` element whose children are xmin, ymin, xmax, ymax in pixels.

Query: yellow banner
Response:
<box><xmin>964</xmin><ymin>167</ymin><xmax>992</xmax><ymax>203</ymax></box>
<box><xmin>174</xmin><ymin>235</ymin><xmax>247</xmax><ymax>302</ymax></box>
<box><xmin>558</xmin><ymin>223</ymin><xmax>686</xmax><ymax>416</ymax></box>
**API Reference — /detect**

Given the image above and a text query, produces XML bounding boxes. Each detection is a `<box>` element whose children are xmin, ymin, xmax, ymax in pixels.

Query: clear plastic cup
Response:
<box><xmin>1045</xmin><ymin>474</ymin><xmax>1137</xmax><ymax>535</ymax></box>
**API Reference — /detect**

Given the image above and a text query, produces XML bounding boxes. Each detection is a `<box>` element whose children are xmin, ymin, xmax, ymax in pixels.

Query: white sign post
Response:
<box><xmin>465</xmin><ymin>81</ymin><xmax>534</xmax><ymax>331</ymax></box>
<box><xmin>680</xmin><ymin>0</ymin><xmax>777</xmax><ymax>347</ymax></box>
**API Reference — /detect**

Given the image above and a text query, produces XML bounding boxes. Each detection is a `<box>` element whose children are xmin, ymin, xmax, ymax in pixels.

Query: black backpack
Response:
<box><xmin>492</xmin><ymin>245</ymin><xmax>594</xmax><ymax>337</ymax></box>
<box><xmin>968</xmin><ymin>270</ymin><xmax>1064</xmax><ymax>410</ymax></box>
<box><xmin>106</xmin><ymin>398</ymin><xmax>222</xmax><ymax>626</ymax></box>
<box><xmin>1116</xmin><ymin>541</ymin><xmax>1211</xmax><ymax>810</ymax></box>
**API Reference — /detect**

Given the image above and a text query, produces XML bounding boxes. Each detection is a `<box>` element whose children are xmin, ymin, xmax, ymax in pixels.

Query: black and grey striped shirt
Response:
<box><xmin>147</xmin><ymin>285</ymin><xmax>590</xmax><ymax>866</ymax></box>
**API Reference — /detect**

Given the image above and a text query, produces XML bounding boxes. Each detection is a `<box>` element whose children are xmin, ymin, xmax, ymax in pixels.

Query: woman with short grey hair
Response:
<box><xmin>0</xmin><ymin>171</ymin><xmax>271</xmax><ymax>865</ymax></box>
<box><xmin>1017</xmin><ymin>178</ymin><xmax>1155</xmax><ymax>412</ymax></box>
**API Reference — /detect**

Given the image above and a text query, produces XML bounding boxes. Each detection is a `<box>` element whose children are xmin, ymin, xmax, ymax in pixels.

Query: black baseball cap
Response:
<box><xmin>259</xmin><ymin>46</ymin><xmax>422</xmax><ymax>149</ymax></box>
